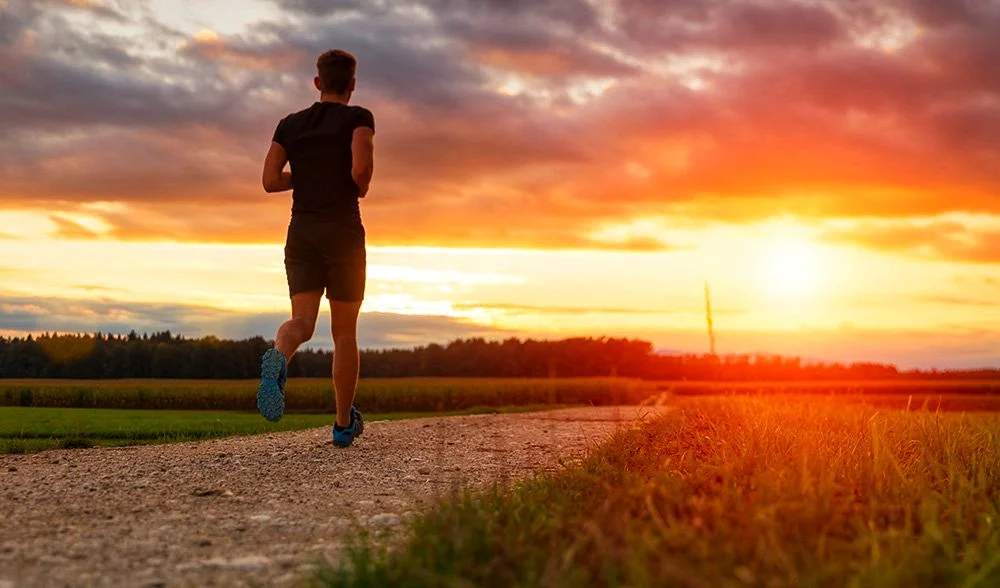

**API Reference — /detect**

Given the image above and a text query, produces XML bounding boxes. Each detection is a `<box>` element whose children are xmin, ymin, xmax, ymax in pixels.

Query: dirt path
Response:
<box><xmin>0</xmin><ymin>406</ymin><xmax>658</xmax><ymax>588</ymax></box>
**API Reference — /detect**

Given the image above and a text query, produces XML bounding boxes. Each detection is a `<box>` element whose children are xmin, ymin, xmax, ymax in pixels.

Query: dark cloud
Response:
<box><xmin>0</xmin><ymin>3</ymin><xmax>243</xmax><ymax>133</ymax></box>
<box><xmin>0</xmin><ymin>295</ymin><xmax>507</xmax><ymax>349</ymax></box>
<box><xmin>0</xmin><ymin>6</ymin><xmax>29</xmax><ymax>47</ymax></box>
<box><xmin>355</xmin><ymin>312</ymin><xmax>508</xmax><ymax>348</ymax></box>
<box><xmin>250</xmin><ymin>13</ymin><xmax>491</xmax><ymax>112</ymax></box>
<box><xmin>26</xmin><ymin>0</ymin><xmax>128</xmax><ymax>21</ymax></box>
<box><xmin>904</xmin><ymin>0</ymin><xmax>979</xmax><ymax>27</ymax></box>
<box><xmin>717</xmin><ymin>2</ymin><xmax>845</xmax><ymax>50</ymax></box>
<box><xmin>432</xmin><ymin>0</ymin><xmax>601</xmax><ymax>30</ymax></box>
<box><xmin>419</xmin><ymin>0</ymin><xmax>628</xmax><ymax>78</ymax></box>
<box><xmin>611</xmin><ymin>0</ymin><xmax>848</xmax><ymax>53</ymax></box>
<box><xmin>279</xmin><ymin>0</ymin><xmax>601</xmax><ymax>32</ymax></box>
<box><xmin>276</xmin><ymin>0</ymin><xmax>365</xmax><ymax>15</ymax></box>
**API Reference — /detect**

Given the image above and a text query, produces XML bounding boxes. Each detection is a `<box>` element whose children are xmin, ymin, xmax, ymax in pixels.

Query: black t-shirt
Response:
<box><xmin>272</xmin><ymin>102</ymin><xmax>375</xmax><ymax>223</ymax></box>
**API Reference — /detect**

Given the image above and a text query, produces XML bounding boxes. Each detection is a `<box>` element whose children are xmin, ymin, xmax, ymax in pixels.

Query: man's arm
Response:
<box><xmin>351</xmin><ymin>127</ymin><xmax>375</xmax><ymax>198</ymax></box>
<box><xmin>262</xmin><ymin>142</ymin><xmax>292</xmax><ymax>193</ymax></box>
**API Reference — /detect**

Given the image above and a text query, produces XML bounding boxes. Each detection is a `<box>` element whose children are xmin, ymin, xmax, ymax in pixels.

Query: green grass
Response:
<box><xmin>0</xmin><ymin>378</ymin><xmax>649</xmax><ymax>412</ymax></box>
<box><xmin>0</xmin><ymin>404</ymin><xmax>563</xmax><ymax>454</ymax></box>
<box><xmin>323</xmin><ymin>396</ymin><xmax>1000</xmax><ymax>587</ymax></box>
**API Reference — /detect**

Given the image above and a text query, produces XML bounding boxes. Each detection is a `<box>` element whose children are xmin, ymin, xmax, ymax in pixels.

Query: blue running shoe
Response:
<box><xmin>332</xmin><ymin>406</ymin><xmax>364</xmax><ymax>448</ymax></box>
<box><xmin>257</xmin><ymin>348</ymin><xmax>287</xmax><ymax>422</ymax></box>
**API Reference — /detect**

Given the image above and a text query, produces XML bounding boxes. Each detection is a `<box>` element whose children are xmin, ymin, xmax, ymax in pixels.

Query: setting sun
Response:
<box><xmin>758</xmin><ymin>237</ymin><xmax>825</xmax><ymax>299</ymax></box>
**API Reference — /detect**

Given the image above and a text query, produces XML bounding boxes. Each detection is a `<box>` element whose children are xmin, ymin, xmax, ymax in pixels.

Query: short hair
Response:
<box><xmin>316</xmin><ymin>49</ymin><xmax>357</xmax><ymax>94</ymax></box>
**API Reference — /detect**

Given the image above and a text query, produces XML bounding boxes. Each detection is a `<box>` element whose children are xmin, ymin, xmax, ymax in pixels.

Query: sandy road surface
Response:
<box><xmin>1</xmin><ymin>406</ymin><xmax>658</xmax><ymax>588</ymax></box>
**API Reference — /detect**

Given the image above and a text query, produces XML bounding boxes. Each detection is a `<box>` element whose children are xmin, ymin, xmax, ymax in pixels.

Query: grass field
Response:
<box><xmin>3</xmin><ymin>378</ymin><xmax>998</xmax><ymax>457</ymax></box>
<box><xmin>2</xmin><ymin>378</ymin><xmax>998</xmax><ymax>414</ymax></box>
<box><xmin>660</xmin><ymin>380</ymin><xmax>1000</xmax><ymax>395</ymax></box>
<box><xmin>0</xmin><ymin>405</ymin><xmax>559</xmax><ymax>454</ymax></box>
<box><xmin>0</xmin><ymin>378</ymin><xmax>650</xmax><ymax>412</ymax></box>
<box><xmin>324</xmin><ymin>395</ymin><xmax>1000</xmax><ymax>587</ymax></box>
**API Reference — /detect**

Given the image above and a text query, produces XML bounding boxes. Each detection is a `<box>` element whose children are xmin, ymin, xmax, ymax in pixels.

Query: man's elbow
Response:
<box><xmin>262</xmin><ymin>176</ymin><xmax>278</xmax><ymax>193</ymax></box>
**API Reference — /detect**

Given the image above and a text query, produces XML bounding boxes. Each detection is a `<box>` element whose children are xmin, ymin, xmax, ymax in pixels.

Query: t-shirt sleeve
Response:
<box><xmin>271</xmin><ymin>117</ymin><xmax>289</xmax><ymax>148</ymax></box>
<box><xmin>352</xmin><ymin>108</ymin><xmax>375</xmax><ymax>134</ymax></box>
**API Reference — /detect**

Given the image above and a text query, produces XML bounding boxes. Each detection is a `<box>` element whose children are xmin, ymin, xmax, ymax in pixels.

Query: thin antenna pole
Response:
<box><xmin>704</xmin><ymin>281</ymin><xmax>717</xmax><ymax>356</ymax></box>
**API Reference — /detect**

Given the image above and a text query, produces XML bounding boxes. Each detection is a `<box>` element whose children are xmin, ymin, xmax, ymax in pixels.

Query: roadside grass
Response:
<box><xmin>321</xmin><ymin>395</ymin><xmax>1000</xmax><ymax>588</ymax></box>
<box><xmin>0</xmin><ymin>404</ymin><xmax>563</xmax><ymax>454</ymax></box>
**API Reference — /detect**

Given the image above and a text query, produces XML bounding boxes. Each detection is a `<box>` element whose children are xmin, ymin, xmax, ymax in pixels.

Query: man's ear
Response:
<box><xmin>314</xmin><ymin>76</ymin><xmax>323</xmax><ymax>92</ymax></box>
<box><xmin>348</xmin><ymin>78</ymin><xmax>357</xmax><ymax>93</ymax></box>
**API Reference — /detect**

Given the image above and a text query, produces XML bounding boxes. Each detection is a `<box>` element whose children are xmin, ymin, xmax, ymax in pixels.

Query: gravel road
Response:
<box><xmin>1</xmin><ymin>406</ymin><xmax>657</xmax><ymax>588</ymax></box>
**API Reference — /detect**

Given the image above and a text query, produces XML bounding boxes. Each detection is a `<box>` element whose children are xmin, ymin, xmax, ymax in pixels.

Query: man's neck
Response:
<box><xmin>319</xmin><ymin>93</ymin><xmax>349</xmax><ymax>105</ymax></box>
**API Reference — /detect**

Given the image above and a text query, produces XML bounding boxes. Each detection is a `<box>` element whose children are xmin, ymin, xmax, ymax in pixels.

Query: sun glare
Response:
<box><xmin>757</xmin><ymin>237</ymin><xmax>823</xmax><ymax>299</ymax></box>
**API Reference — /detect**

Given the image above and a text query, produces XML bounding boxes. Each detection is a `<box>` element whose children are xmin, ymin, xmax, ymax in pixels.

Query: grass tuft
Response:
<box><xmin>58</xmin><ymin>437</ymin><xmax>95</xmax><ymax>449</ymax></box>
<box><xmin>323</xmin><ymin>396</ymin><xmax>1000</xmax><ymax>588</ymax></box>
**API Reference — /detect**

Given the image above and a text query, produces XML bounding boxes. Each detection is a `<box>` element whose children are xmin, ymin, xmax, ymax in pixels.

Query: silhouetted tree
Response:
<box><xmin>0</xmin><ymin>331</ymin><xmax>991</xmax><ymax>380</ymax></box>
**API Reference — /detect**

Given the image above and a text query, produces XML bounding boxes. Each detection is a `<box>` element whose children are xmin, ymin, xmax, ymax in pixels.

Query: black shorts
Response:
<box><xmin>284</xmin><ymin>216</ymin><xmax>366</xmax><ymax>302</ymax></box>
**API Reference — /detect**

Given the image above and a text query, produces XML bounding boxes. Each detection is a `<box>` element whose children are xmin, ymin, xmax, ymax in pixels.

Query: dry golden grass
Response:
<box><xmin>326</xmin><ymin>395</ymin><xmax>1000</xmax><ymax>587</ymax></box>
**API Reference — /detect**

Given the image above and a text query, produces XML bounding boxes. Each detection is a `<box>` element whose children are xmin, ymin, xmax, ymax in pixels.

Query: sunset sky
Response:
<box><xmin>1</xmin><ymin>0</ymin><xmax>999</xmax><ymax>368</ymax></box>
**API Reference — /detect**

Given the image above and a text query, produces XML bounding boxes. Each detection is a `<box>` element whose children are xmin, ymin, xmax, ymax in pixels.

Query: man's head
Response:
<box><xmin>315</xmin><ymin>49</ymin><xmax>357</xmax><ymax>98</ymax></box>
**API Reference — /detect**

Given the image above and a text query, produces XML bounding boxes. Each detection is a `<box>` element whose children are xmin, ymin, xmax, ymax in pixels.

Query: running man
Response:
<box><xmin>256</xmin><ymin>49</ymin><xmax>375</xmax><ymax>448</ymax></box>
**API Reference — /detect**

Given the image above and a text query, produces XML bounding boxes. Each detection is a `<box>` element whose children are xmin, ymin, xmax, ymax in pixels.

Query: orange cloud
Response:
<box><xmin>181</xmin><ymin>29</ymin><xmax>304</xmax><ymax>70</ymax></box>
<box><xmin>49</xmin><ymin>214</ymin><xmax>101</xmax><ymax>239</ymax></box>
<box><xmin>823</xmin><ymin>218</ymin><xmax>1000</xmax><ymax>264</ymax></box>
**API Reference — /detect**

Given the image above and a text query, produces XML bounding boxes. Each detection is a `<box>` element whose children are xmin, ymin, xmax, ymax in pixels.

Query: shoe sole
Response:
<box><xmin>257</xmin><ymin>349</ymin><xmax>285</xmax><ymax>422</ymax></box>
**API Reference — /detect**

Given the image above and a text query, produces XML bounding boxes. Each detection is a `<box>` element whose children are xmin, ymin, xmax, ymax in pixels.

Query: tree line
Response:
<box><xmin>0</xmin><ymin>332</ymin><xmax>995</xmax><ymax>380</ymax></box>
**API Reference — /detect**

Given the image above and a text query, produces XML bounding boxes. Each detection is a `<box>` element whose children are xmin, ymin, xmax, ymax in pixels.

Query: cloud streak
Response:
<box><xmin>824</xmin><ymin>218</ymin><xmax>1000</xmax><ymax>264</ymax></box>
<box><xmin>0</xmin><ymin>295</ymin><xmax>508</xmax><ymax>349</ymax></box>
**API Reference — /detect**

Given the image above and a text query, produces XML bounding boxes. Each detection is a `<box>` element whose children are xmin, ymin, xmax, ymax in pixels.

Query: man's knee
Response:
<box><xmin>333</xmin><ymin>333</ymin><xmax>357</xmax><ymax>349</ymax></box>
<box><xmin>331</xmin><ymin>318</ymin><xmax>357</xmax><ymax>345</ymax></box>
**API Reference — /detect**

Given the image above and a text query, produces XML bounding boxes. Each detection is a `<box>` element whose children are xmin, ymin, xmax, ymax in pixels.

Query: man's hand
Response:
<box><xmin>351</xmin><ymin>127</ymin><xmax>374</xmax><ymax>198</ymax></box>
<box><xmin>262</xmin><ymin>142</ymin><xmax>293</xmax><ymax>193</ymax></box>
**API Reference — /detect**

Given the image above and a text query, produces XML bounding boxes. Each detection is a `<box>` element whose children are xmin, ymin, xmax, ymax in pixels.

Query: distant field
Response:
<box><xmin>652</xmin><ymin>379</ymin><xmax>1000</xmax><ymax>412</ymax></box>
<box><xmin>658</xmin><ymin>379</ymin><xmax>1000</xmax><ymax>395</ymax></box>
<box><xmin>2</xmin><ymin>378</ymin><xmax>998</xmax><ymax>414</ymax></box>
<box><xmin>0</xmin><ymin>405</ymin><xmax>559</xmax><ymax>454</ymax></box>
<box><xmin>0</xmin><ymin>378</ymin><xmax>650</xmax><ymax>412</ymax></box>
<box><xmin>327</xmin><ymin>395</ymin><xmax>1000</xmax><ymax>587</ymax></box>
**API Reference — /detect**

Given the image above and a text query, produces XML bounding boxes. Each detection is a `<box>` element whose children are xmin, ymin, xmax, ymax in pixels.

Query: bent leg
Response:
<box><xmin>330</xmin><ymin>299</ymin><xmax>362</xmax><ymax>427</ymax></box>
<box><xmin>275</xmin><ymin>291</ymin><xmax>323</xmax><ymax>362</ymax></box>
